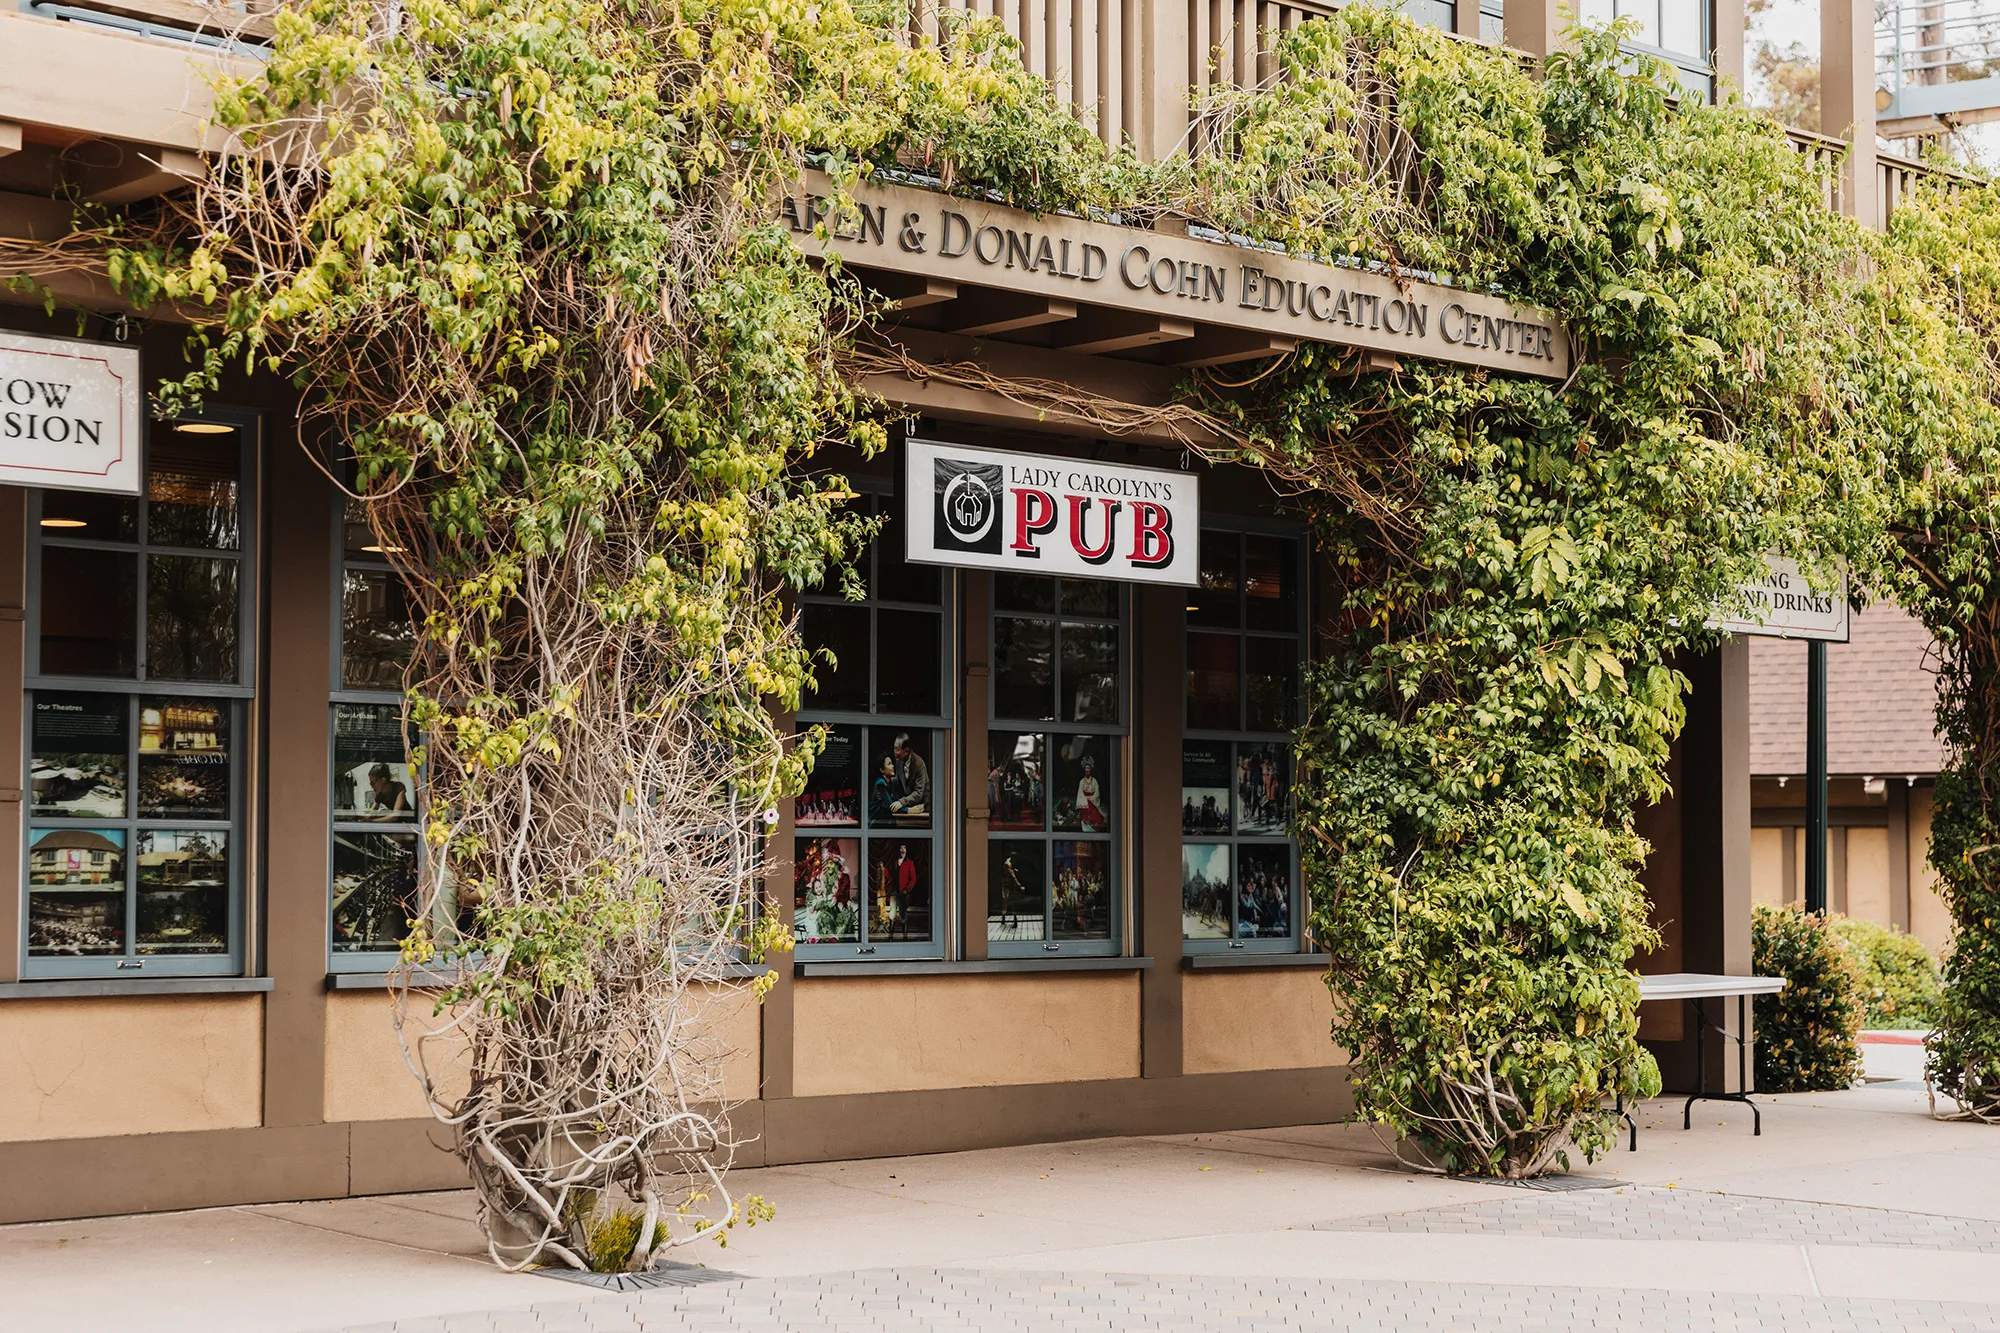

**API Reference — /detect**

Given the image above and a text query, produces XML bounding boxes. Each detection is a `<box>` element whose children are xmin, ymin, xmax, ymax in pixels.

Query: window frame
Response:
<box><xmin>1181</xmin><ymin>517</ymin><xmax>1307</xmax><ymax>956</ymax></box>
<box><xmin>793</xmin><ymin>485</ymin><xmax>955</xmax><ymax>962</ymax></box>
<box><xmin>984</xmin><ymin>573</ymin><xmax>1128</xmax><ymax>959</ymax></box>
<box><xmin>20</xmin><ymin>408</ymin><xmax>259</xmax><ymax>979</ymax></box>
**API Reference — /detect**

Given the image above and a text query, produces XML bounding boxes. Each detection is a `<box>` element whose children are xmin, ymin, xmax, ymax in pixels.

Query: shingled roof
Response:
<box><xmin>1747</xmin><ymin>602</ymin><xmax>1946</xmax><ymax>777</ymax></box>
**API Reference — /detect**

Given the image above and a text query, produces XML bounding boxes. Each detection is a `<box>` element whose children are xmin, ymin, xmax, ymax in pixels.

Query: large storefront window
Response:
<box><xmin>1183</xmin><ymin>526</ymin><xmax>1303</xmax><ymax>952</ymax></box>
<box><xmin>795</xmin><ymin>493</ymin><xmax>950</xmax><ymax>958</ymax></box>
<box><xmin>330</xmin><ymin>497</ymin><xmax>424</xmax><ymax>963</ymax></box>
<box><xmin>987</xmin><ymin>575</ymin><xmax>1125</xmax><ymax>956</ymax></box>
<box><xmin>24</xmin><ymin>415</ymin><xmax>255</xmax><ymax>977</ymax></box>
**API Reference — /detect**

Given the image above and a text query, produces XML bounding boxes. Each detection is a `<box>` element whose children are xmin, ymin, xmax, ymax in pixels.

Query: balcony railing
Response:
<box><xmin>1785</xmin><ymin>126</ymin><xmax>1975</xmax><ymax>230</ymax></box>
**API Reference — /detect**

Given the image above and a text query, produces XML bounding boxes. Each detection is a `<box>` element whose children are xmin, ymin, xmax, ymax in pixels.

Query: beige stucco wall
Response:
<box><xmin>1750</xmin><ymin>827</ymin><xmax>1785</xmax><ymax>906</ymax></box>
<box><xmin>1910</xmin><ymin>788</ymin><xmax>1953</xmax><ymax>956</ymax></box>
<box><xmin>1183</xmin><ymin>968</ymin><xmax>1344</xmax><ymax>1075</ymax></box>
<box><xmin>0</xmin><ymin>995</ymin><xmax>262</xmax><ymax>1142</ymax></box>
<box><xmin>1845</xmin><ymin>826</ymin><xmax>1891</xmax><ymax>925</ymax></box>
<box><xmin>793</xmin><ymin>973</ymin><xmax>1141</xmax><ymax>1097</ymax></box>
<box><xmin>324</xmin><ymin>983</ymin><xmax>761</xmax><ymax>1123</ymax></box>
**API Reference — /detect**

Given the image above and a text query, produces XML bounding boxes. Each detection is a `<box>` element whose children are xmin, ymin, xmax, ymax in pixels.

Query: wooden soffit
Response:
<box><xmin>783</xmin><ymin>171</ymin><xmax>1571</xmax><ymax>380</ymax></box>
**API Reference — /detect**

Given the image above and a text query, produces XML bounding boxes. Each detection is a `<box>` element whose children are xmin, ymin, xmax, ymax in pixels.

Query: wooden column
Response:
<box><xmin>1889</xmin><ymin>780</ymin><xmax>1912</xmax><ymax>931</ymax></box>
<box><xmin>1454</xmin><ymin>0</ymin><xmax>1484</xmax><ymax>41</ymax></box>
<box><xmin>1503</xmin><ymin>0</ymin><xmax>1564</xmax><ymax>59</ymax></box>
<box><xmin>1136</xmin><ymin>583</ymin><xmax>1183</xmax><ymax>1078</ymax></box>
<box><xmin>1138</xmin><ymin>0</ymin><xmax>1190</xmax><ymax>159</ymax></box>
<box><xmin>761</xmin><ymin>703</ymin><xmax>796</xmax><ymax>1103</ymax></box>
<box><xmin>0</xmin><ymin>488</ymin><xmax>23</xmax><ymax>983</ymax></box>
<box><xmin>261</xmin><ymin>419</ymin><xmax>332</xmax><ymax>1128</ymax></box>
<box><xmin>961</xmin><ymin>573</ymin><xmax>991</xmax><ymax>960</ymax></box>
<box><xmin>1713</xmin><ymin>0</ymin><xmax>1747</xmax><ymax>95</ymax></box>
<box><xmin>1821</xmin><ymin>0</ymin><xmax>1879</xmax><ymax>225</ymax></box>
<box><xmin>1679</xmin><ymin>638</ymin><xmax>1755</xmax><ymax>1092</ymax></box>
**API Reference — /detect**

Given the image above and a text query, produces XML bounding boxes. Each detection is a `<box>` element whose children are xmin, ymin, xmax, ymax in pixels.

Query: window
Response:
<box><xmin>1579</xmin><ymin>0</ymin><xmax>1714</xmax><ymax>102</ymax></box>
<box><xmin>1182</xmin><ymin>527</ymin><xmax>1304</xmax><ymax>952</ymax></box>
<box><xmin>330</xmin><ymin>496</ymin><xmax>424</xmax><ymax>964</ymax></box>
<box><xmin>986</xmin><ymin>574</ymin><xmax>1125</xmax><ymax>956</ymax></box>
<box><xmin>795</xmin><ymin>493</ymin><xmax>950</xmax><ymax>959</ymax></box>
<box><xmin>23</xmin><ymin>413</ymin><xmax>255</xmax><ymax>977</ymax></box>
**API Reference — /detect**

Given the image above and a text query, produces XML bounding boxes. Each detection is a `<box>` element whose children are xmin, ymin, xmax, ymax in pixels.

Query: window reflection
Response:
<box><xmin>802</xmin><ymin>602</ymin><xmax>870</xmax><ymax>712</ymax></box>
<box><xmin>147</xmin><ymin>555</ymin><xmax>239</xmax><ymax>682</ymax></box>
<box><xmin>342</xmin><ymin>570</ymin><xmax>417</xmax><ymax>690</ymax></box>
<box><xmin>40</xmin><ymin>546</ymin><xmax>137</xmax><ymax>677</ymax></box>
<box><xmin>147</xmin><ymin>435</ymin><xmax>240</xmax><ymax>550</ymax></box>
<box><xmin>994</xmin><ymin>616</ymin><xmax>1055</xmax><ymax>720</ymax></box>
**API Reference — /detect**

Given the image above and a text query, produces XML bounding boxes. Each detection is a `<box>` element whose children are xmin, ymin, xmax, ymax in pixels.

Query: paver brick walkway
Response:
<box><xmin>325</xmin><ymin>1269</ymin><xmax>2000</xmax><ymax>1333</ymax></box>
<box><xmin>1320</xmin><ymin>1184</ymin><xmax>2000</xmax><ymax>1252</ymax></box>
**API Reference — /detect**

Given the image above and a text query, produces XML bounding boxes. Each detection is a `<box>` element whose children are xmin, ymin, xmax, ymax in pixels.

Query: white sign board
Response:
<box><xmin>0</xmin><ymin>332</ymin><xmax>142</xmax><ymax>495</ymax></box>
<box><xmin>902</xmin><ymin>438</ymin><xmax>1199</xmax><ymax>586</ymax></box>
<box><xmin>1707</xmin><ymin>554</ymin><xmax>1850</xmax><ymax>642</ymax></box>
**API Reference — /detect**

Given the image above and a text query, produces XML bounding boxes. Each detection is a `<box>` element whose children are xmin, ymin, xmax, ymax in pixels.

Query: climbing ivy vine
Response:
<box><xmin>24</xmin><ymin>0</ymin><xmax>1994</xmax><ymax>1239</ymax></box>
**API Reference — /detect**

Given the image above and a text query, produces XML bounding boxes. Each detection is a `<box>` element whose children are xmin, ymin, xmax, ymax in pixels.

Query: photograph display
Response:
<box><xmin>27</xmin><ymin>827</ymin><xmax>127</xmax><ymax>955</ymax></box>
<box><xmin>137</xmin><ymin>697</ymin><xmax>230</xmax><ymax>819</ymax></box>
<box><xmin>1235</xmin><ymin>742</ymin><xmax>1291</xmax><ymax>835</ymax></box>
<box><xmin>868</xmin><ymin>839</ymin><xmax>931</xmax><ymax>942</ymax></box>
<box><xmin>1237</xmin><ymin>844</ymin><xmax>1293</xmax><ymax>939</ymax></box>
<box><xmin>796</xmin><ymin>724</ymin><xmax>860</xmax><ymax>827</ymax></box>
<box><xmin>333</xmin><ymin>702</ymin><xmax>416</xmax><ymax>820</ymax></box>
<box><xmin>793</xmin><ymin>836</ymin><xmax>860</xmax><ymax>943</ymax></box>
<box><xmin>1181</xmin><ymin>742</ymin><xmax>1231</xmax><ymax>835</ymax></box>
<box><xmin>1182</xmin><ymin>842</ymin><xmax>1231</xmax><ymax>939</ymax></box>
<box><xmin>987</xmin><ymin>840</ymin><xmax>1046</xmax><ymax>941</ymax></box>
<box><xmin>1052</xmin><ymin>735</ymin><xmax>1112</xmax><ymax>833</ymax></box>
<box><xmin>330</xmin><ymin>830</ymin><xmax>421</xmax><ymax>953</ymax></box>
<box><xmin>869</xmin><ymin>730</ymin><xmax>931</xmax><ymax>828</ymax></box>
<box><xmin>1051</xmin><ymin>840</ymin><xmax>1112</xmax><ymax>939</ymax></box>
<box><xmin>136</xmin><ymin>829</ymin><xmax>229</xmax><ymax>953</ymax></box>
<box><xmin>31</xmin><ymin>692</ymin><xmax>126</xmax><ymax>818</ymax></box>
<box><xmin>987</xmin><ymin>731</ymin><xmax>1045</xmax><ymax>831</ymax></box>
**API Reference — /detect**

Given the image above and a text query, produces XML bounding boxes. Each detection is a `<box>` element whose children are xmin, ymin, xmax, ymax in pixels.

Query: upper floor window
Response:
<box><xmin>795</xmin><ymin>492</ymin><xmax>951</xmax><ymax>959</ymax></box>
<box><xmin>1580</xmin><ymin>0</ymin><xmax>1715</xmax><ymax>101</ymax></box>
<box><xmin>24</xmin><ymin>413</ymin><xmax>256</xmax><ymax>977</ymax></box>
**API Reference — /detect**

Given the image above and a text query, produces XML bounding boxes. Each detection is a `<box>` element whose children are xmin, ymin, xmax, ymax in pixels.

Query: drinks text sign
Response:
<box><xmin>903</xmin><ymin>438</ymin><xmax>1199</xmax><ymax>587</ymax></box>
<box><xmin>1707</xmin><ymin>554</ymin><xmax>1850</xmax><ymax>642</ymax></box>
<box><xmin>784</xmin><ymin>173</ymin><xmax>1570</xmax><ymax>379</ymax></box>
<box><xmin>0</xmin><ymin>332</ymin><xmax>141</xmax><ymax>495</ymax></box>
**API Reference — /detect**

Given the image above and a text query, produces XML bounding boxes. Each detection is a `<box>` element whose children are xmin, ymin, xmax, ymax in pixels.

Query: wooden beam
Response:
<box><xmin>79</xmin><ymin>146</ymin><xmax>205</xmax><ymax>205</ymax></box>
<box><xmin>1168</xmin><ymin>329</ymin><xmax>1297</xmax><ymax>369</ymax></box>
<box><xmin>1052</xmin><ymin>312</ymin><xmax>1195</xmax><ymax>356</ymax></box>
<box><xmin>0</xmin><ymin>122</ymin><xmax>21</xmax><ymax>158</ymax></box>
<box><xmin>852</xmin><ymin>268</ymin><xmax>960</xmax><ymax>311</ymax></box>
<box><xmin>942</xmin><ymin>293</ymin><xmax>1078</xmax><ymax>337</ymax></box>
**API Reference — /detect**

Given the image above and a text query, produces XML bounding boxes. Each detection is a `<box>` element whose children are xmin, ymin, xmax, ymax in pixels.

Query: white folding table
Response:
<box><xmin>1630</xmin><ymin>972</ymin><xmax>1788</xmax><ymax>1142</ymax></box>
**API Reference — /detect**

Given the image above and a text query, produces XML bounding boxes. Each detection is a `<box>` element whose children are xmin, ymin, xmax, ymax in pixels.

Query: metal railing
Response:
<box><xmin>1876</xmin><ymin>0</ymin><xmax>2000</xmax><ymax>134</ymax></box>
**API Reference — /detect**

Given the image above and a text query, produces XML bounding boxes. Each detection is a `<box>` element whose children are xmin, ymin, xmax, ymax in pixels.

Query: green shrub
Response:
<box><xmin>1753</xmin><ymin>904</ymin><xmax>1865</xmax><ymax>1092</ymax></box>
<box><xmin>1829</xmin><ymin>915</ymin><xmax>1942</xmax><ymax>1030</ymax></box>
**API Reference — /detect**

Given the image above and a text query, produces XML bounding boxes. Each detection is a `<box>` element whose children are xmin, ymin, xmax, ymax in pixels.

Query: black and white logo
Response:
<box><xmin>934</xmin><ymin>457</ymin><xmax>1002</xmax><ymax>554</ymax></box>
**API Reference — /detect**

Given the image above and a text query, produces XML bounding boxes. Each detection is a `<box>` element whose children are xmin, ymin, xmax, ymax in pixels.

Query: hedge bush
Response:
<box><xmin>1753</xmin><ymin>904</ymin><xmax>1865</xmax><ymax>1092</ymax></box>
<box><xmin>1829</xmin><ymin>915</ymin><xmax>1942</xmax><ymax>1030</ymax></box>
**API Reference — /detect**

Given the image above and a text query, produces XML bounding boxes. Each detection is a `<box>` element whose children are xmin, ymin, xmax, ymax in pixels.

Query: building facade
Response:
<box><xmin>0</xmin><ymin>0</ymin><xmax>1956</xmax><ymax>1225</ymax></box>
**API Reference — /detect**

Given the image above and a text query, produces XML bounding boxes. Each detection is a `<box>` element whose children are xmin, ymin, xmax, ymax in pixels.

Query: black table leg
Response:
<box><xmin>1680</xmin><ymin>991</ymin><xmax>1762</xmax><ymax>1134</ymax></box>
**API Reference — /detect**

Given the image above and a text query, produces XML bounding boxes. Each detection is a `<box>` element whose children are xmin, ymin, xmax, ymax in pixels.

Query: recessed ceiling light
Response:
<box><xmin>39</xmin><ymin>518</ymin><xmax>87</xmax><ymax>528</ymax></box>
<box><xmin>361</xmin><ymin>544</ymin><xmax>406</xmax><ymax>554</ymax></box>
<box><xmin>171</xmin><ymin>422</ymin><xmax>234</xmax><ymax>435</ymax></box>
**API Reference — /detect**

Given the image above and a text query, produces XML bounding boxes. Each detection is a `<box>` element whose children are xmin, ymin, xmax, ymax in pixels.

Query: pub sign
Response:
<box><xmin>902</xmin><ymin>438</ymin><xmax>1199</xmax><ymax>587</ymax></box>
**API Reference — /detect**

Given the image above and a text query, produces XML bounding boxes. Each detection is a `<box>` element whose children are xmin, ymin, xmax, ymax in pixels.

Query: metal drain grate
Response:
<box><xmin>531</xmin><ymin>1261</ymin><xmax>748</xmax><ymax>1291</ymax></box>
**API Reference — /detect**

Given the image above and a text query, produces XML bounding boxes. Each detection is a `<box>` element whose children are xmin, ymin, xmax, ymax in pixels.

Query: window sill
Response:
<box><xmin>795</xmin><ymin>957</ymin><xmax>1152</xmax><ymax>977</ymax></box>
<box><xmin>0</xmin><ymin>976</ymin><xmax>275</xmax><ymax>1000</ymax></box>
<box><xmin>326</xmin><ymin>962</ymin><xmax>772</xmax><ymax>991</ymax></box>
<box><xmin>1183</xmin><ymin>952</ymin><xmax>1331</xmax><ymax>971</ymax></box>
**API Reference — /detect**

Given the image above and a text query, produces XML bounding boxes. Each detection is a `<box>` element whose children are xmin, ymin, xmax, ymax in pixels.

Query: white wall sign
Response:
<box><xmin>902</xmin><ymin>438</ymin><xmax>1199</xmax><ymax>586</ymax></box>
<box><xmin>1707</xmin><ymin>553</ymin><xmax>1850</xmax><ymax>642</ymax></box>
<box><xmin>0</xmin><ymin>332</ymin><xmax>142</xmax><ymax>495</ymax></box>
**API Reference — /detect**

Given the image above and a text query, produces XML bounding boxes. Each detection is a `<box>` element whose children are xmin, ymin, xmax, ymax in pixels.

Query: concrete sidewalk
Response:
<box><xmin>4</xmin><ymin>1085</ymin><xmax>1999</xmax><ymax>1331</ymax></box>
